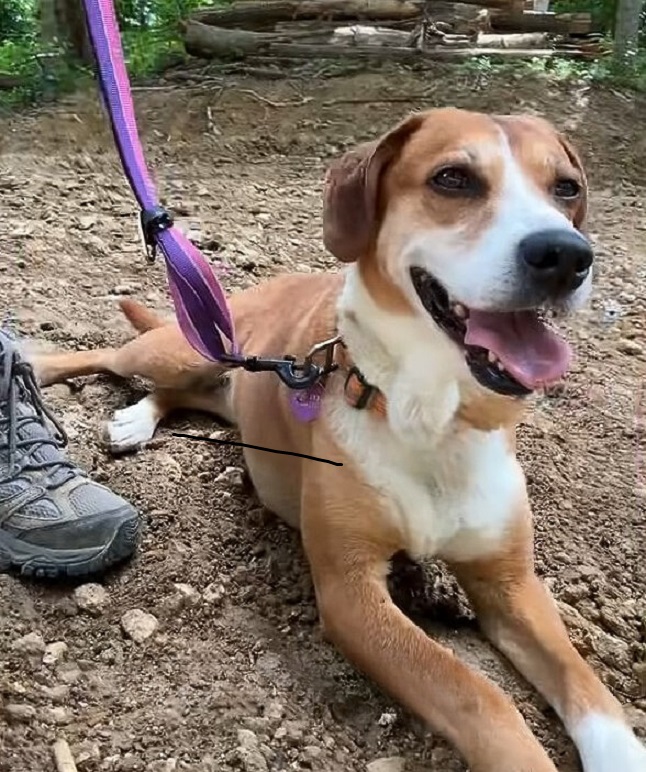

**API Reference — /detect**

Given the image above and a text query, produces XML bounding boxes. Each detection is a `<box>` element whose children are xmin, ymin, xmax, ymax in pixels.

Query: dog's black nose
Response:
<box><xmin>519</xmin><ymin>229</ymin><xmax>593</xmax><ymax>295</ymax></box>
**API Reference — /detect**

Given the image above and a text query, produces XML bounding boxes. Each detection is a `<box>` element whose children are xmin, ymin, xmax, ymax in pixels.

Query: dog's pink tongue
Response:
<box><xmin>465</xmin><ymin>310</ymin><xmax>572</xmax><ymax>390</ymax></box>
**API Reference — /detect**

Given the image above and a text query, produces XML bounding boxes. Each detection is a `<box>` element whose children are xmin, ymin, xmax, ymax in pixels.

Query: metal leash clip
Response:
<box><xmin>221</xmin><ymin>335</ymin><xmax>343</xmax><ymax>391</ymax></box>
<box><xmin>138</xmin><ymin>205</ymin><xmax>174</xmax><ymax>263</ymax></box>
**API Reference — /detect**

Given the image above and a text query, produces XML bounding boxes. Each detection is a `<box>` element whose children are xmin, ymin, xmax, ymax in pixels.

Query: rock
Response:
<box><xmin>377</xmin><ymin>710</ymin><xmax>397</xmax><ymax>727</ymax></box>
<box><xmin>43</xmin><ymin>641</ymin><xmax>68</xmax><ymax>666</ymax></box>
<box><xmin>617</xmin><ymin>338</ymin><xmax>643</xmax><ymax>356</ymax></box>
<box><xmin>72</xmin><ymin>741</ymin><xmax>101</xmax><ymax>767</ymax></box>
<box><xmin>41</xmin><ymin>706</ymin><xmax>73</xmax><ymax>725</ymax></box>
<box><xmin>279</xmin><ymin>720</ymin><xmax>306</xmax><ymax>745</ymax></box>
<box><xmin>203</xmin><ymin>582</ymin><xmax>226</xmax><ymax>606</ymax></box>
<box><xmin>4</xmin><ymin>703</ymin><xmax>36</xmax><ymax>723</ymax></box>
<box><xmin>112</xmin><ymin>284</ymin><xmax>136</xmax><ymax>295</ymax></box>
<box><xmin>264</xmin><ymin>700</ymin><xmax>283</xmax><ymax>721</ymax></box>
<box><xmin>215</xmin><ymin>465</ymin><xmax>244</xmax><ymax>487</ymax></box>
<box><xmin>56</xmin><ymin>661</ymin><xmax>82</xmax><ymax>684</ymax></box>
<box><xmin>11</xmin><ymin>631</ymin><xmax>46</xmax><ymax>656</ymax></box>
<box><xmin>146</xmin><ymin>760</ymin><xmax>177</xmax><ymax>772</ymax></box>
<box><xmin>173</xmin><ymin>583</ymin><xmax>200</xmax><ymax>608</ymax></box>
<box><xmin>74</xmin><ymin>583</ymin><xmax>109</xmax><ymax>615</ymax></box>
<box><xmin>302</xmin><ymin>745</ymin><xmax>323</xmax><ymax>762</ymax></box>
<box><xmin>121</xmin><ymin>609</ymin><xmax>159</xmax><ymax>643</ymax></box>
<box><xmin>39</xmin><ymin>683</ymin><xmax>70</xmax><ymax>703</ymax></box>
<box><xmin>236</xmin><ymin>729</ymin><xmax>268</xmax><ymax>772</ymax></box>
<box><xmin>367</xmin><ymin>757</ymin><xmax>406</xmax><ymax>772</ymax></box>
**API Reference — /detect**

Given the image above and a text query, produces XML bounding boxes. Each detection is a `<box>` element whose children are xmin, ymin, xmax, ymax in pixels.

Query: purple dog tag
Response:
<box><xmin>290</xmin><ymin>382</ymin><xmax>325</xmax><ymax>423</ymax></box>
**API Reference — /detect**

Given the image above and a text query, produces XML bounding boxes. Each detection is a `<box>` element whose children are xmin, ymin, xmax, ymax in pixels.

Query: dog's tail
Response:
<box><xmin>119</xmin><ymin>299</ymin><xmax>164</xmax><ymax>334</ymax></box>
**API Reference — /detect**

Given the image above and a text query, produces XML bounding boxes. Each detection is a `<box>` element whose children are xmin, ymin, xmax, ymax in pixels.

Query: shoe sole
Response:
<box><xmin>0</xmin><ymin>510</ymin><xmax>141</xmax><ymax>580</ymax></box>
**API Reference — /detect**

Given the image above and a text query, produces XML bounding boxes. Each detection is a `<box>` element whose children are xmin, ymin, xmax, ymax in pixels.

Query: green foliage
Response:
<box><xmin>0</xmin><ymin>0</ymin><xmax>33</xmax><ymax>39</ymax></box>
<box><xmin>0</xmin><ymin>0</ymin><xmax>227</xmax><ymax>106</ymax></box>
<box><xmin>458</xmin><ymin>48</ymin><xmax>646</xmax><ymax>93</ymax></box>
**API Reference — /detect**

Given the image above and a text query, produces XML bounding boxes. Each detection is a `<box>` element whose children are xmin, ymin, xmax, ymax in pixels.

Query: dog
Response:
<box><xmin>33</xmin><ymin>108</ymin><xmax>646</xmax><ymax>771</ymax></box>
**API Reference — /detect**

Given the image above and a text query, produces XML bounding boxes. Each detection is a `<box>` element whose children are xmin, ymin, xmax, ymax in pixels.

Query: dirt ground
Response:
<box><xmin>0</xmin><ymin>63</ymin><xmax>645</xmax><ymax>772</ymax></box>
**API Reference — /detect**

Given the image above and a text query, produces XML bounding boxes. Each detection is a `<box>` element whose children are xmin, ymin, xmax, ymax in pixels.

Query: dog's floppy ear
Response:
<box><xmin>323</xmin><ymin>113</ymin><xmax>424</xmax><ymax>263</ymax></box>
<box><xmin>557</xmin><ymin>133</ymin><xmax>588</xmax><ymax>233</ymax></box>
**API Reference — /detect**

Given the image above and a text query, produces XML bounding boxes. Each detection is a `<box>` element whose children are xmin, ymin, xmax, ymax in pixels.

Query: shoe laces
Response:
<box><xmin>0</xmin><ymin>336</ymin><xmax>74</xmax><ymax>485</ymax></box>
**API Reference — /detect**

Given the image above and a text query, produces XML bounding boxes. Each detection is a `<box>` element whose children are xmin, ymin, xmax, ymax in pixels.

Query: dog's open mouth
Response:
<box><xmin>410</xmin><ymin>267</ymin><xmax>572</xmax><ymax>398</ymax></box>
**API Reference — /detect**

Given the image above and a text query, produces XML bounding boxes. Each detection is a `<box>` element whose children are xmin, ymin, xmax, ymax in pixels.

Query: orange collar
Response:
<box><xmin>342</xmin><ymin>365</ymin><xmax>387</xmax><ymax>417</ymax></box>
<box><xmin>332</xmin><ymin>340</ymin><xmax>388</xmax><ymax>418</ymax></box>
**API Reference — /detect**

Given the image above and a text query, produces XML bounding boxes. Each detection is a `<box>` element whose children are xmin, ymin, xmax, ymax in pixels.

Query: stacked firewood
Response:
<box><xmin>180</xmin><ymin>0</ymin><xmax>606</xmax><ymax>64</ymax></box>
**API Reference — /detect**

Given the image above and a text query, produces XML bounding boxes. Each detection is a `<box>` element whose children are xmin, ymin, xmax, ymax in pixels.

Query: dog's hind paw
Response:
<box><xmin>102</xmin><ymin>395</ymin><xmax>160</xmax><ymax>455</ymax></box>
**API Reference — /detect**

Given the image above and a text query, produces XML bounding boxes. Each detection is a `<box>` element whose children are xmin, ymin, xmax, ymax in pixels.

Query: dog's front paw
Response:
<box><xmin>574</xmin><ymin>714</ymin><xmax>646</xmax><ymax>772</ymax></box>
<box><xmin>102</xmin><ymin>396</ymin><xmax>160</xmax><ymax>455</ymax></box>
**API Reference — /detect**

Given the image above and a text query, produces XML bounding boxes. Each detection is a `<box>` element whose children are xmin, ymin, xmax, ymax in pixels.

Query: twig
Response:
<box><xmin>234</xmin><ymin>88</ymin><xmax>313</xmax><ymax>107</ymax></box>
<box><xmin>322</xmin><ymin>93</ymin><xmax>433</xmax><ymax>105</ymax></box>
<box><xmin>53</xmin><ymin>738</ymin><xmax>77</xmax><ymax>772</ymax></box>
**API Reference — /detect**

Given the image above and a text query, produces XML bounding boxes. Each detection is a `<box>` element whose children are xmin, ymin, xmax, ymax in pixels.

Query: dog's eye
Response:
<box><xmin>429</xmin><ymin>166</ymin><xmax>480</xmax><ymax>196</ymax></box>
<box><xmin>553</xmin><ymin>178</ymin><xmax>581</xmax><ymax>200</ymax></box>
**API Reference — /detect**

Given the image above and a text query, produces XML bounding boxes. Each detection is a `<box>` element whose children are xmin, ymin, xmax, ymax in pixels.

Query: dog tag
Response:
<box><xmin>289</xmin><ymin>382</ymin><xmax>324</xmax><ymax>423</ymax></box>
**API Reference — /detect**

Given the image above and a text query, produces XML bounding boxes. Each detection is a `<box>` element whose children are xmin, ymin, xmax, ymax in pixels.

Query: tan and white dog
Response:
<box><xmin>34</xmin><ymin>108</ymin><xmax>646</xmax><ymax>771</ymax></box>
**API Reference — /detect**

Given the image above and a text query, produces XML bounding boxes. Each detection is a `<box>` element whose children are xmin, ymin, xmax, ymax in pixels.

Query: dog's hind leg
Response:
<box><xmin>31</xmin><ymin>299</ymin><xmax>236</xmax><ymax>453</ymax></box>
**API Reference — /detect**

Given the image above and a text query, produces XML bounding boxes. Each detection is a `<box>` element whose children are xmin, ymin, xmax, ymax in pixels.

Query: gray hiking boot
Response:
<box><xmin>0</xmin><ymin>328</ymin><xmax>140</xmax><ymax>578</ymax></box>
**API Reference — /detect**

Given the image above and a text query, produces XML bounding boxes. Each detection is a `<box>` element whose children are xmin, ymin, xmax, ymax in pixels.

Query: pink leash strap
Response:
<box><xmin>81</xmin><ymin>0</ymin><xmax>239</xmax><ymax>363</ymax></box>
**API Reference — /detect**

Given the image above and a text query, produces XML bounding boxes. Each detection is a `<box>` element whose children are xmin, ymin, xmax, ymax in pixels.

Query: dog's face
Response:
<box><xmin>323</xmin><ymin>108</ymin><xmax>592</xmax><ymax>398</ymax></box>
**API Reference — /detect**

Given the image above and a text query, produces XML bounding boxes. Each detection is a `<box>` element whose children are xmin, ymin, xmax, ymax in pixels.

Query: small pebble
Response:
<box><xmin>173</xmin><ymin>583</ymin><xmax>200</xmax><ymax>608</ymax></box>
<box><xmin>4</xmin><ymin>703</ymin><xmax>36</xmax><ymax>723</ymax></box>
<box><xmin>74</xmin><ymin>583</ymin><xmax>109</xmax><ymax>615</ymax></box>
<box><xmin>121</xmin><ymin>609</ymin><xmax>159</xmax><ymax>643</ymax></box>
<box><xmin>367</xmin><ymin>758</ymin><xmax>406</xmax><ymax>772</ymax></box>
<box><xmin>43</xmin><ymin>641</ymin><xmax>68</xmax><ymax>666</ymax></box>
<box><xmin>11</xmin><ymin>631</ymin><xmax>46</xmax><ymax>656</ymax></box>
<box><xmin>56</xmin><ymin>662</ymin><xmax>82</xmax><ymax>685</ymax></box>
<box><xmin>146</xmin><ymin>760</ymin><xmax>178</xmax><ymax>772</ymax></box>
<box><xmin>203</xmin><ymin>583</ymin><xmax>226</xmax><ymax>606</ymax></box>
<box><xmin>236</xmin><ymin>728</ymin><xmax>268</xmax><ymax>772</ymax></box>
<box><xmin>112</xmin><ymin>284</ymin><xmax>136</xmax><ymax>295</ymax></box>
<box><xmin>617</xmin><ymin>338</ymin><xmax>643</xmax><ymax>356</ymax></box>
<box><xmin>41</xmin><ymin>705</ymin><xmax>72</xmax><ymax>725</ymax></box>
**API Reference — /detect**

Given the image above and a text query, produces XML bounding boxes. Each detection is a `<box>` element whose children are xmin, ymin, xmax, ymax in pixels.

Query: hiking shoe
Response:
<box><xmin>0</xmin><ymin>328</ymin><xmax>140</xmax><ymax>578</ymax></box>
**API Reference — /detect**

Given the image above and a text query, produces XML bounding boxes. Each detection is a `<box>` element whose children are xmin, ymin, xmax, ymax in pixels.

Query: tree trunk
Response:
<box><xmin>613</xmin><ymin>0</ymin><xmax>644</xmax><ymax>63</ymax></box>
<box><xmin>40</xmin><ymin>0</ymin><xmax>59</xmax><ymax>45</ymax></box>
<box><xmin>41</xmin><ymin>0</ymin><xmax>94</xmax><ymax>64</ymax></box>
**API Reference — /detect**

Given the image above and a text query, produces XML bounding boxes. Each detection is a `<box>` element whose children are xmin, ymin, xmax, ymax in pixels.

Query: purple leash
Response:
<box><xmin>81</xmin><ymin>0</ymin><xmax>237</xmax><ymax>364</ymax></box>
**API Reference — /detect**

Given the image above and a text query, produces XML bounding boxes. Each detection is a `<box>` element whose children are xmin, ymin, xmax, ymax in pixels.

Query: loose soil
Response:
<box><xmin>0</xmin><ymin>63</ymin><xmax>645</xmax><ymax>772</ymax></box>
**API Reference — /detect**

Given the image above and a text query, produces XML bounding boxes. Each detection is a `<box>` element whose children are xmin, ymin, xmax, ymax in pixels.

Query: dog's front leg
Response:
<box><xmin>447</xmin><ymin>509</ymin><xmax>646</xmax><ymax>772</ymax></box>
<box><xmin>301</xmin><ymin>444</ymin><xmax>556</xmax><ymax>771</ymax></box>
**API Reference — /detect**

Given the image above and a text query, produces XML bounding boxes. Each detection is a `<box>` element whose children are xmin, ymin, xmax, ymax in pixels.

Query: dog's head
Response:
<box><xmin>323</xmin><ymin>108</ymin><xmax>591</xmax><ymax>398</ymax></box>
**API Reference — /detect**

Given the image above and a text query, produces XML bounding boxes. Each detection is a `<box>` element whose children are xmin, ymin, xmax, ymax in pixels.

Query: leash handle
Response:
<box><xmin>81</xmin><ymin>0</ymin><xmax>239</xmax><ymax>363</ymax></box>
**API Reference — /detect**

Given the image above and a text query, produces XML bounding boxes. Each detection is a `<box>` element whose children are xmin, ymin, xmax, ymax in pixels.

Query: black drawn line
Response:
<box><xmin>172</xmin><ymin>432</ymin><xmax>343</xmax><ymax>467</ymax></box>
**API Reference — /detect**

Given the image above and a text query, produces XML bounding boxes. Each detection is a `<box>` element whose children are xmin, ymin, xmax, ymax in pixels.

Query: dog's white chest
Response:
<box><xmin>329</xmin><ymin>402</ymin><xmax>525</xmax><ymax>561</ymax></box>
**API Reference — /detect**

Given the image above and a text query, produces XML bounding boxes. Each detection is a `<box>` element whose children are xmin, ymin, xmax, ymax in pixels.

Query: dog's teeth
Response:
<box><xmin>487</xmin><ymin>351</ymin><xmax>498</xmax><ymax>363</ymax></box>
<box><xmin>453</xmin><ymin>303</ymin><xmax>467</xmax><ymax>318</ymax></box>
<box><xmin>496</xmin><ymin>361</ymin><xmax>505</xmax><ymax>371</ymax></box>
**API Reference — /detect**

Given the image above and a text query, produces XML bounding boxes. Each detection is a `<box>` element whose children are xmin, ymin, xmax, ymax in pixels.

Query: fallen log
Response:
<box><xmin>331</xmin><ymin>25</ymin><xmax>413</xmax><ymax>46</ymax></box>
<box><xmin>477</xmin><ymin>31</ymin><xmax>550</xmax><ymax>46</ymax></box>
<box><xmin>189</xmin><ymin>0</ymin><xmax>515</xmax><ymax>30</ymax></box>
<box><xmin>191</xmin><ymin>0</ymin><xmax>424</xmax><ymax>29</ymax></box>
<box><xmin>265</xmin><ymin>43</ymin><xmax>585</xmax><ymax>59</ymax></box>
<box><xmin>491</xmin><ymin>10</ymin><xmax>598</xmax><ymax>34</ymax></box>
<box><xmin>183</xmin><ymin>21</ymin><xmax>289</xmax><ymax>58</ymax></box>
<box><xmin>182</xmin><ymin>27</ymin><xmax>591</xmax><ymax>62</ymax></box>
